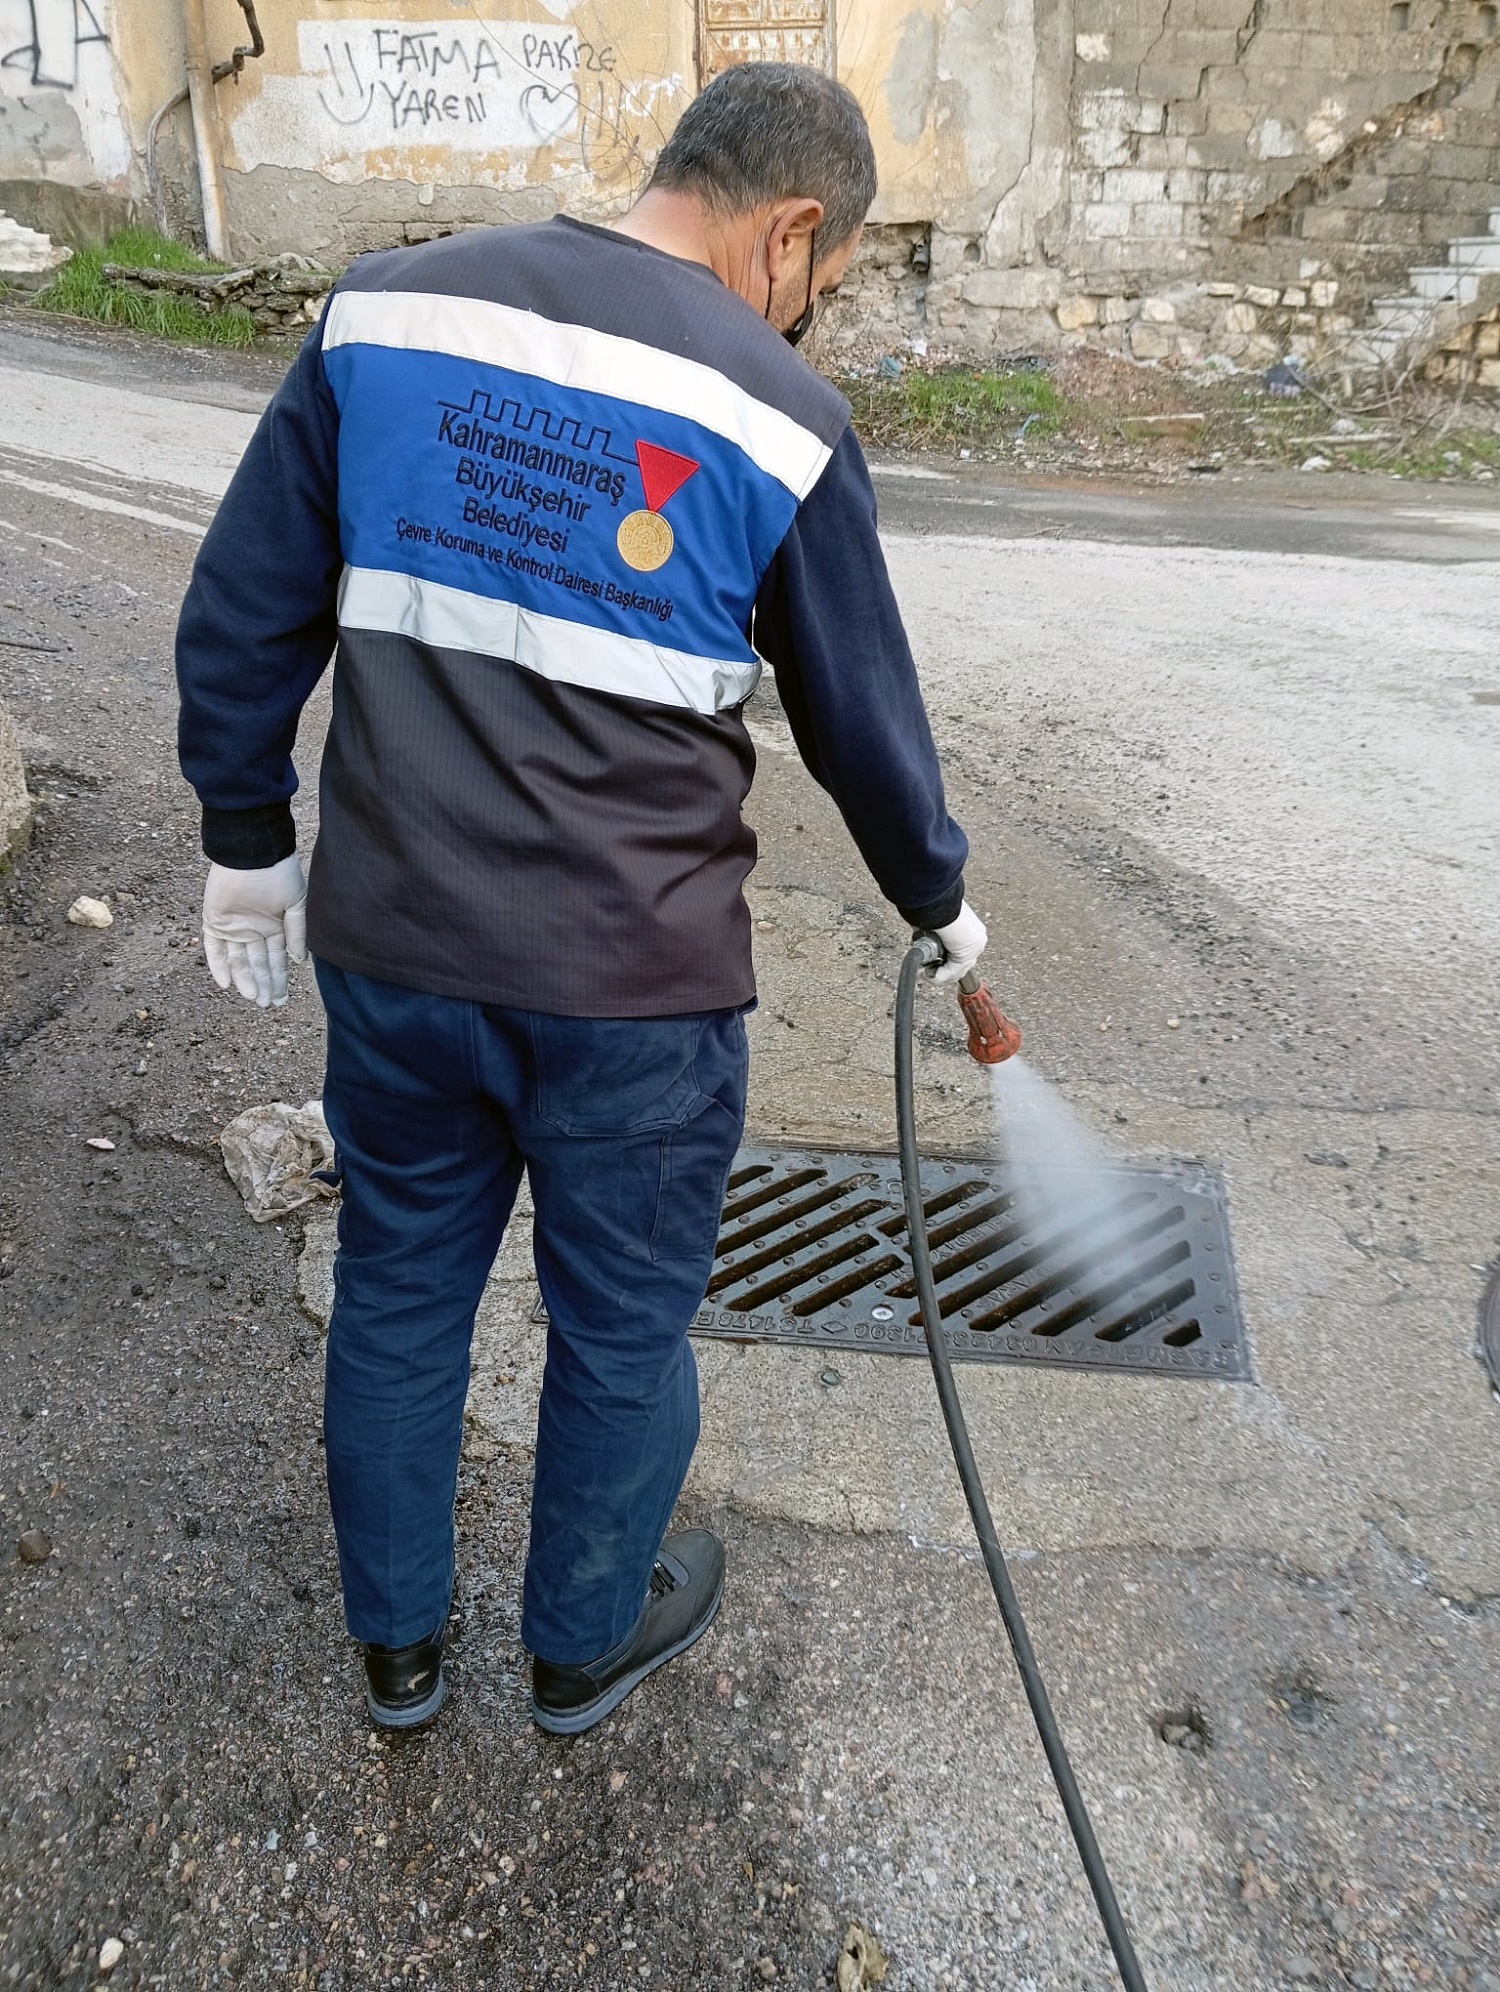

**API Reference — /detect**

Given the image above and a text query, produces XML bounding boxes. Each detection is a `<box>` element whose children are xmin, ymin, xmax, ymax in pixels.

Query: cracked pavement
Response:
<box><xmin>1</xmin><ymin>312</ymin><xmax>1498</xmax><ymax>1991</ymax></box>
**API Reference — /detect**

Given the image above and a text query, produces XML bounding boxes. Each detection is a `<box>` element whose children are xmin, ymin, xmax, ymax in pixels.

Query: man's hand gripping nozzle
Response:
<box><xmin>915</xmin><ymin>905</ymin><xmax>1023</xmax><ymax>1066</ymax></box>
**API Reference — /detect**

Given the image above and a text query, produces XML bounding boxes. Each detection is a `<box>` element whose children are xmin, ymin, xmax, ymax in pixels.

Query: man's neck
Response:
<box><xmin>606</xmin><ymin>189</ymin><xmax>755</xmax><ymax>298</ymax></box>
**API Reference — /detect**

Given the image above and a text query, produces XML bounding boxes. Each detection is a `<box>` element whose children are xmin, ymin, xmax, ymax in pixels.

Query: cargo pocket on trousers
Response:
<box><xmin>649</xmin><ymin>1096</ymin><xmax>744</xmax><ymax>1271</ymax></box>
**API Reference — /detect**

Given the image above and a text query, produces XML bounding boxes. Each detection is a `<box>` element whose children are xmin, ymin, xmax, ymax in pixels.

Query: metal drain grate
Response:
<box><xmin>684</xmin><ymin>1145</ymin><xmax>1250</xmax><ymax>1381</ymax></box>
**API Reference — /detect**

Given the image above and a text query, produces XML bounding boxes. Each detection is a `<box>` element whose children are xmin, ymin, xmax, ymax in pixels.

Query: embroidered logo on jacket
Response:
<box><xmin>617</xmin><ymin>442</ymin><xmax>699</xmax><ymax>573</ymax></box>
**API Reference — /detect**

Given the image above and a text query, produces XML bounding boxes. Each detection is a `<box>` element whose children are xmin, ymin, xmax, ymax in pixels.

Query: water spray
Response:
<box><xmin>896</xmin><ymin>935</ymin><xmax>1148</xmax><ymax>1992</ymax></box>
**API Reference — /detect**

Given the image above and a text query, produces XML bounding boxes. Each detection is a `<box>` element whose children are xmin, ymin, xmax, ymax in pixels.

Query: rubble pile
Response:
<box><xmin>101</xmin><ymin>254</ymin><xmax>333</xmax><ymax>335</ymax></box>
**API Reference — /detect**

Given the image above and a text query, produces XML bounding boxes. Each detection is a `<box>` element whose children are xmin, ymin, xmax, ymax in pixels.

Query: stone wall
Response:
<box><xmin>1048</xmin><ymin>0</ymin><xmax>1499</xmax><ymax>293</ymax></box>
<box><xmin>803</xmin><ymin>2</ymin><xmax>1500</xmax><ymax>369</ymax></box>
<box><xmin>1424</xmin><ymin>298</ymin><xmax>1500</xmax><ymax>388</ymax></box>
<box><xmin>102</xmin><ymin>258</ymin><xmax>334</xmax><ymax>334</ymax></box>
<box><xmin>943</xmin><ymin>0</ymin><xmax>1500</xmax><ymax>358</ymax></box>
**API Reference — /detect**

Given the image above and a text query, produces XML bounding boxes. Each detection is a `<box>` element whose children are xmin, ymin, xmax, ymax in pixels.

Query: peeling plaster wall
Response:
<box><xmin>1050</xmin><ymin>0</ymin><xmax>1500</xmax><ymax>293</ymax></box>
<box><xmin>0</xmin><ymin>0</ymin><xmax>133</xmax><ymax>228</ymax></box>
<box><xmin>5</xmin><ymin>0</ymin><xmax>1499</xmax><ymax>367</ymax></box>
<box><xmin>210</xmin><ymin>3</ymin><xmax>695</xmax><ymax>259</ymax></box>
<box><xmin>900</xmin><ymin>0</ymin><xmax>1500</xmax><ymax>355</ymax></box>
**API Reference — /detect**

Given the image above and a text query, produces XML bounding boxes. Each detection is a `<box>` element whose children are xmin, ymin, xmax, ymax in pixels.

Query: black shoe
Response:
<box><xmin>530</xmin><ymin>1528</ymin><xmax>725</xmax><ymax>1737</ymax></box>
<box><xmin>362</xmin><ymin>1629</ymin><xmax>446</xmax><ymax>1730</ymax></box>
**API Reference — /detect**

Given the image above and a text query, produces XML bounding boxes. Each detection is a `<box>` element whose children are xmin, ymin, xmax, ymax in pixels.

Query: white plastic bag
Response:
<box><xmin>220</xmin><ymin>1099</ymin><xmax>337</xmax><ymax>1222</ymax></box>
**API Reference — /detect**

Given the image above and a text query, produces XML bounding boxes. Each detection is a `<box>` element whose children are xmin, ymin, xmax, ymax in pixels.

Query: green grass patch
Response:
<box><xmin>34</xmin><ymin>228</ymin><xmax>256</xmax><ymax>347</ymax></box>
<box><xmin>844</xmin><ymin>355</ymin><xmax>1500</xmax><ymax>482</ymax></box>
<box><xmin>1338</xmin><ymin>428</ymin><xmax>1500</xmax><ymax>479</ymax></box>
<box><xmin>846</xmin><ymin>366</ymin><xmax>1064</xmax><ymax>450</ymax></box>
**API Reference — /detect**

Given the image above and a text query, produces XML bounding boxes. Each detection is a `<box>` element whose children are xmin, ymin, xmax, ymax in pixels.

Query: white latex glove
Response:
<box><xmin>929</xmin><ymin>900</ymin><xmax>988</xmax><ymax>984</ymax></box>
<box><xmin>202</xmin><ymin>854</ymin><xmax>308</xmax><ymax>1009</ymax></box>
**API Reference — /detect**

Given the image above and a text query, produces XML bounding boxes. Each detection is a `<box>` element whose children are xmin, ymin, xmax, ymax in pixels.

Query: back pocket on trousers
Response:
<box><xmin>531</xmin><ymin>1013</ymin><xmax>705</xmax><ymax>1137</ymax></box>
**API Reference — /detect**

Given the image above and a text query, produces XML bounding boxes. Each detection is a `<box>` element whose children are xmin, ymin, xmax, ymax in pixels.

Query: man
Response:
<box><xmin>177</xmin><ymin>62</ymin><xmax>986</xmax><ymax>1737</ymax></box>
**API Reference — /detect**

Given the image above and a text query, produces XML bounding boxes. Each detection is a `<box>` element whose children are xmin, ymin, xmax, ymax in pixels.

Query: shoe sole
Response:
<box><xmin>530</xmin><ymin>1575</ymin><xmax>725</xmax><ymax>1737</ymax></box>
<box><xmin>366</xmin><ymin>1666</ymin><xmax>447</xmax><ymax>1731</ymax></box>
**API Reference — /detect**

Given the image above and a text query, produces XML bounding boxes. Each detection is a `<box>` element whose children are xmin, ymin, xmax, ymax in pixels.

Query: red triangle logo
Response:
<box><xmin>635</xmin><ymin>440</ymin><xmax>699</xmax><ymax>514</ymax></box>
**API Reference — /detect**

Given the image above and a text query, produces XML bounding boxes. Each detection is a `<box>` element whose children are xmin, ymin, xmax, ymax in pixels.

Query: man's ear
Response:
<box><xmin>765</xmin><ymin>197</ymin><xmax>824</xmax><ymax>283</ymax></box>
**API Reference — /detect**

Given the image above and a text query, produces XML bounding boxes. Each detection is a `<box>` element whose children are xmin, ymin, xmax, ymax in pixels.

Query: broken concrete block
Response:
<box><xmin>1120</xmin><ymin>413</ymin><xmax>1205</xmax><ymax>435</ymax></box>
<box><xmin>0</xmin><ymin>212</ymin><xmax>72</xmax><ymax>290</ymax></box>
<box><xmin>0</xmin><ymin>703</ymin><xmax>33</xmax><ymax>860</ymax></box>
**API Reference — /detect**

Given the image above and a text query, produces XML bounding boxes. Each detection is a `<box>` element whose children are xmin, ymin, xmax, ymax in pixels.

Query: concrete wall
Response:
<box><xmin>3</xmin><ymin>0</ymin><xmax>1498</xmax><ymax>362</ymax></box>
<box><xmin>0</xmin><ymin>0</ymin><xmax>132</xmax><ymax>236</ymax></box>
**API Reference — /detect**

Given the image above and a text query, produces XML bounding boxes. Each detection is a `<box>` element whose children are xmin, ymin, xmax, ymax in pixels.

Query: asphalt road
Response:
<box><xmin>1</xmin><ymin>312</ymin><xmax>1498</xmax><ymax>1992</ymax></box>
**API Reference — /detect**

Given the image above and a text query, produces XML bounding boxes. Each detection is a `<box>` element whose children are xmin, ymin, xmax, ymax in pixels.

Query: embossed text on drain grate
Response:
<box><xmin>687</xmin><ymin>1145</ymin><xmax>1250</xmax><ymax>1381</ymax></box>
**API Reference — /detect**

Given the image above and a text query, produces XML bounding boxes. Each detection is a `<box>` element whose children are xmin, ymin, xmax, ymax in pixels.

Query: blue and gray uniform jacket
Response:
<box><xmin>176</xmin><ymin>216</ymin><xmax>968</xmax><ymax>1017</ymax></box>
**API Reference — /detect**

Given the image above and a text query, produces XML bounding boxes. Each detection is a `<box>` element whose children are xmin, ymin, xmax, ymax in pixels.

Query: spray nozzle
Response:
<box><xmin>956</xmin><ymin>970</ymin><xmax>1023</xmax><ymax>1066</ymax></box>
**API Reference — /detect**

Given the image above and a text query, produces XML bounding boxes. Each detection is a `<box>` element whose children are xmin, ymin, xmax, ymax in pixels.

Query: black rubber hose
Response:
<box><xmin>895</xmin><ymin>938</ymin><xmax>1149</xmax><ymax>1992</ymax></box>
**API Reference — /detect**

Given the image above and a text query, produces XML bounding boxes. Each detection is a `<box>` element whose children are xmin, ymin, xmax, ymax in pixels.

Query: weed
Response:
<box><xmin>843</xmin><ymin>354</ymin><xmax>1500</xmax><ymax>481</ymax></box>
<box><xmin>34</xmin><ymin>229</ymin><xmax>256</xmax><ymax>348</ymax></box>
<box><xmin>846</xmin><ymin>366</ymin><xmax>1063</xmax><ymax>450</ymax></box>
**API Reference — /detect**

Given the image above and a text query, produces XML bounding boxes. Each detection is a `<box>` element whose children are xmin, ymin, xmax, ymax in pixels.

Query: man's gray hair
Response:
<box><xmin>648</xmin><ymin>63</ymin><xmax>877</xmax><ymax>256</ymax></box>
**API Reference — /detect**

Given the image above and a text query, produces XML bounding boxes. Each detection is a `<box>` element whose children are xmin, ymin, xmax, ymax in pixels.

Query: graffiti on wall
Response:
<box><xmin>0</xmin><ymin>0</ymin><xmax>129</xmax><ymax>183</ymax></box>
<box><xmin>301</xmin><ymin>20</ymin><xmax>617</xmax><ymax>150</ymax></box>
<box><xmin>1</xmin><ymin>0</ymin><xmax>108</xmax><ymax>90</ymax></box>
<box><xmin>230</xmin><ymin>16</ymin><xmax>677</xmax><ymax>190</ymax></box>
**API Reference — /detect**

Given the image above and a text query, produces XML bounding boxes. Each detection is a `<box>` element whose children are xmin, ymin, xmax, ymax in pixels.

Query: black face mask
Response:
<box><xmin>769</xmin><ymin>229</ymin><xmax>818</xmax><ymax>347</ymax></box>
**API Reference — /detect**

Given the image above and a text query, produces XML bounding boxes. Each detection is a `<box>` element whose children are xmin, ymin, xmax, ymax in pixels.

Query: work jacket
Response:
<box><xmin>176</xmin><ymin>217</ymin><xmax>966</xmax><ymax>1015</ymax></box>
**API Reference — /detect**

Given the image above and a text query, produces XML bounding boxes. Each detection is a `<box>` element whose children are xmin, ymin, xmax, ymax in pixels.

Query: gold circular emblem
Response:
<box><xmin>616</xmin><ymin>509</ymin><xmax>674</xmax><ymax>572</ymax></box>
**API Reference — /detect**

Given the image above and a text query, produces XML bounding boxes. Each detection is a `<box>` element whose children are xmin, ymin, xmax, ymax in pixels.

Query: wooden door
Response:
<box><xmin>697</xmin><ymin>0</ymin><xmax>834</xmax><ymax>85</ymax></box>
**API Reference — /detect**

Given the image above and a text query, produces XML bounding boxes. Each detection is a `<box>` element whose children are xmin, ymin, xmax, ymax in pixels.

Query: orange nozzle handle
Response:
<box><xmin>956</xmin><ymin>973</ymin><xmax>1023</xmax><ymax>1066</ymax></box>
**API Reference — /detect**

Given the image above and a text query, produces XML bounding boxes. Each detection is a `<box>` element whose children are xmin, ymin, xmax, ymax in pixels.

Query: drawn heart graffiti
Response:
<box><xmin>519</xmin><ymin>80</ymin><xmax>577</xmax><ymax>142</ymax></box>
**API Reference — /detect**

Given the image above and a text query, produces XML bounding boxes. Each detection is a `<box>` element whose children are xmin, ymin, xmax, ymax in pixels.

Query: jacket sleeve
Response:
<box><xmin>752</xmin><ymin>423</ymin><xmax>968</xmax><ymax>928</ymax></box>
<box><xmin>175</xmin><ymin>313</ymin><xmax>343</xmax><ymax>868</ymax></box>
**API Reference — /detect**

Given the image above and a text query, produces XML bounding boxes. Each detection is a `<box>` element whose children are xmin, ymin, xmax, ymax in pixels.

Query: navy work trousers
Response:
<box><xmin>314</xmin><ymin>961</ymin><xmax>749</xmax><ymax>1665</ymax></box>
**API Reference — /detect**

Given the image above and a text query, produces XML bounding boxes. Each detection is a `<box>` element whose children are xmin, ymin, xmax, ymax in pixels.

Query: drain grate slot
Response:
<box><xmin>914</xmin><ymin>1194</ymin><xmax>1163</xmax><ymax>1321</ymax></box>
<box><xmin>877</xmin><ymin>1182</ymin><xmax>1007</xmax><ymax>1243</ymax></box>
<box><xmin>716</xmin><ymin>1173</ymin><xmax>880</xmax><ymax>1256</ymax></box>
<box><xmin>708</xmin><ymin>1198</ymin><xmax>888</xmax><ymax>1291</ymax></box>
<box><xmin>687</xmin><ymin>1146</ymin><xmax>1251</xmax><ymax>1381</ymax></box>
<box><xmin>960</xmin><ymin>1205</ymin><xmax>1187</xmax><ymax>1333</ymax></box>
<box><xmin>720</xmin><ymin>1166</ymin><xmax>825</xmax><ymax>1224</ymax></box>
<box><xmin>728</xmin><ymin>1226</ymin><xmax>899</xmax><ymax>1312</ymax></box>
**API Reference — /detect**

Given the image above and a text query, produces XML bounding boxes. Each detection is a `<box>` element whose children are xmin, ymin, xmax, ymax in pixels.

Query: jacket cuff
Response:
<box><xmin>201</xmin><ymin>802</ymin><xmax>297</xmax><ymax>869</ymax></box>
<box><xmin>897</xmin><ymin>879</ymin><xmax>966</xmax><ymax>931</ymax></box>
